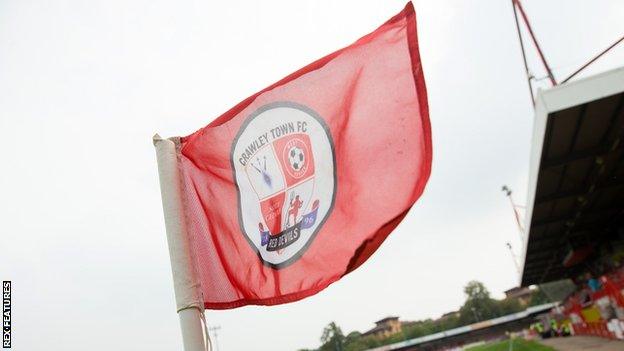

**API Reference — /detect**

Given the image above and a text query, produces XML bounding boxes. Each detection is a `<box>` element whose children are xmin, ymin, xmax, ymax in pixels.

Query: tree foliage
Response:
<box><xmin>319</xmin><ymin>322</ymin><xmax>345</xmax><ymax>351</ymax></box>
<box><xmin>528</xmin><ymin>287</ymin><xmax>553</xmax><ymax>306</ymax></box>
<box><xmin>458</xmin><ymin>280</ymin><xmax>501</xmax><ymax>325</ymax></box>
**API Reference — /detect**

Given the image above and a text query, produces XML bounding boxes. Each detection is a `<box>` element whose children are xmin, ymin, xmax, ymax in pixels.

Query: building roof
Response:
<box><xmin>375</xmin><ymin>316</ymin><xmax>400</xmax><ymax>324</ymax></box>
<box><xmin>362</xmin><ymin>325</ymin><xmax>389</xmax><ymax>337</ymax></box>
<box><xmin>504</xmin><ymin>287</ymin><xmax>531</xmax><ymax>296</ymax></box>
<box><xmin>520</xmin><ymin>67</ymin><xmax>624</xmax><ymax>286</ymax></box>
<box><xmin>440</xmin><ymin>310</ymin><xmax>459</xmax><ymax>318</ymax></box>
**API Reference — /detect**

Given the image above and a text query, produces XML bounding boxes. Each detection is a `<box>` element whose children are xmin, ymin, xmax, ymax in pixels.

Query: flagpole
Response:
<box><xmin>153</xmin><ymin>134</ymin><xmax>208</xmax><ymax>351</ymax></box>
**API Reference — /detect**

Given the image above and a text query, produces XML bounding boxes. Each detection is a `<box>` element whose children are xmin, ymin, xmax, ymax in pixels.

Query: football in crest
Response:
<box><xmin>288</xmin><ymin>146</ymin><xmax>305</xmax><ymax>171</ymax></box>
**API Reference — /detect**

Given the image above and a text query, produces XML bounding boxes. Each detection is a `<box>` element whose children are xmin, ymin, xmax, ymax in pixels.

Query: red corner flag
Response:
<box><xmin>170</xmin><ymin>2</ymin><xmax>430</xmax><ymax>309</ymax></box>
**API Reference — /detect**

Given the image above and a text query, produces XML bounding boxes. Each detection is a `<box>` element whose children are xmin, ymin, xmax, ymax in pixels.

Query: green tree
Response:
<box><xmin>528</xmin><ymin>287</ymin><xmax>551</xmax><ymax>306</ymax></box>
<box><xmin>435</xmin><ymin>313</ymin><xmax>460</xmax><ymax>332</ymax></box>
<box><xmin>458</xmin><ymin>281</ymin><xmax>500</xmax><ymax>325</ymax></box>
<box><xmin>498</xmin><ymin>297</ymin><xmax>523</xmax><ymax>315</ymax></box>
<box><xmin>320</xmin><ymin>322</ymin><xmax>345</xmax><ymax>351</ymax></box>
<box><xmin>344</xmin><ymin>331</ymin><xmax>361</xmax><ymax>344</ymax></box>
<box><xmin>464</xmin><ymin>280</ymin><xmax>490</xmax><ymax>300</ymax></box>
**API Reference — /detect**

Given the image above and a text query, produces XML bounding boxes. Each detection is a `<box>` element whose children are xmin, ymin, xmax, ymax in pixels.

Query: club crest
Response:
<box><xmin>231</xmin><ymin>102</ymin><xmax>336</xmax><ymax>268</ymax></box>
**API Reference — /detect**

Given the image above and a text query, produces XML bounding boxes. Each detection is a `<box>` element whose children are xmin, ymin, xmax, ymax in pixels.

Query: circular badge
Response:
<box><xmin>231</xmin><ymin>101</ymin><xmax>336</xmax><ymax>268</ymax></box>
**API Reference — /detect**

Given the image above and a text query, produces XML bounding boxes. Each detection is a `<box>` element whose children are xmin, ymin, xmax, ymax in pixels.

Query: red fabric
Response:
<box><xmin>178</xmin><ymin>1</ymin><xmax>431</xmax><ymax>309</ymax></box>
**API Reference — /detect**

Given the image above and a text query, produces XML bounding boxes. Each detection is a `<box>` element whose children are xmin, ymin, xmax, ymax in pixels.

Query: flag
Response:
<box><xmin>171</xmin><ymin>1</ymin><xmax>430</xmax><ymax>309</ymax></box>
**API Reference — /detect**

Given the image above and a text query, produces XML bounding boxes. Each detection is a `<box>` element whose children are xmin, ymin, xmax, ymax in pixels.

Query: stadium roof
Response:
<box><xmin>364</xmin><ymin>303</ymin><xmax>558</xmax><ymax>351</ymax></box>
<box><xmin>520</xmin><ymin>67</ymin><xmax>624</xmax><ymax>286</ymax></box>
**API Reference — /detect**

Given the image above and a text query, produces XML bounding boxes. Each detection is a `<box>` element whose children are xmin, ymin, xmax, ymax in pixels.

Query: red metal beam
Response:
<box><xmin>513</xmin><ymin>0</ymin><xmax>557</xmax><ymax>86</ymax></box>
<box><xmin>511</xmin><ymin>0</ymin><xmax>535</xmax><ymax>105</ymax></box>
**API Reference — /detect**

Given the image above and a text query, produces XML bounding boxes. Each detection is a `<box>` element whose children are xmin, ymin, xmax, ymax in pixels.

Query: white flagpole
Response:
<box><xmin>153</xmin><ymin>134</ymin><xmax>208</xmax><ymax>351</ymax></box>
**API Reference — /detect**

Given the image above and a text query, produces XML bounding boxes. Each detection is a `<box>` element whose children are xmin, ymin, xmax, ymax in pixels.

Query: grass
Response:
<box><xmin>466</xmin><ymin>338</ymin><xmax>555</xmax><ymax>351</ymax></box>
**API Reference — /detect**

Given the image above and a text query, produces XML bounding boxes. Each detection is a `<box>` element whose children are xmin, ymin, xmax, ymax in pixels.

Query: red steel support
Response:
<box><xmin>513</xmin><ymin>0</ymin><xmax>557</xmax><ymax>86</ymax></box>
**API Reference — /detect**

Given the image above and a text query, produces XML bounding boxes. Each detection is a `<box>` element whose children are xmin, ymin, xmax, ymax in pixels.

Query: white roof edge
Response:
<box><xmin>540</xmin><ymin>66</ymin><xmax>624</xmax><ymax>113</ymax></box>
<box><xmin>518</xmin><ymin>89</ymin><xmax>549</xmax><ymax>285</ymax></box>
<box><xmin>519</xmin><ymin>66</ymin><xmax>624</xmax><ymax>285</ymax></box>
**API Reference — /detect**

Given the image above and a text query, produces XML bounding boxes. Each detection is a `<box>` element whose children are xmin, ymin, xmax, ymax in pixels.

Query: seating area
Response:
<box><xmin>559</xmin><ymin>266</ymin><xmax>624</xmax><ymax>339</ymax></box>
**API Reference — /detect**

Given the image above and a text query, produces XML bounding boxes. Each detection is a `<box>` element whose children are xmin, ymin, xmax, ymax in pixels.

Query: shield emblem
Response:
<box><xmin>231</xmin><ymin>102</ymin><xmax>336</xmax><ymax>268</ymax></box>
<box><xmin>252</xmin><ymin>133</ymin><xmax>315</xmax><ymax>234</ymax></box>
